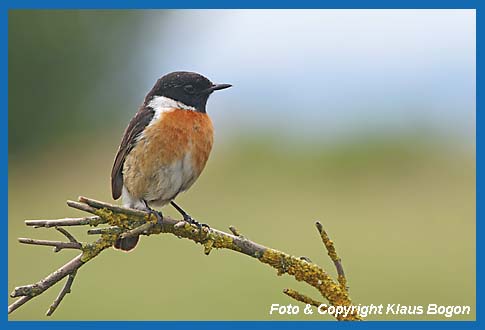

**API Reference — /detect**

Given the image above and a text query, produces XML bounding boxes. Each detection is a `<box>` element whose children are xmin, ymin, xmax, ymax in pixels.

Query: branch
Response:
<box><xmin>46</xmin><ymin>270</ymin><xmax>77</xmax><ymax>316</ymax></box>
<box><xmin>9</xmin><ymin>196</ymin><xmax>361</xmax><ymax>320</ymax></box>
<box><xmin>9</xmin><ymin>255</ymin><xmax>84</xmax><ymax>314</ymax></box>
<box><xmin>283</xmin><ymin>288</ymin><xmax>325</xmax><ymax>308</ymax></box>
<box><xmin>17</xmin><ymin>238</ymin><xmax>82</xmax><ymax>251</ymax></box>
<box><xmin>316</xmin><ymin>221</ymin><xmax>347</xmax><ymax>290</ymax></box>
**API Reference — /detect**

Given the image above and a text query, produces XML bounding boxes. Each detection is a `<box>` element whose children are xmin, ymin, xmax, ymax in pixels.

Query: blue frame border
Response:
<box><xmin>0</xmin><ymin>0</ymin><xmax>480</xmax><ymax>9</ymax></box>
<box><xmin>3</xmin><ymin>1</ymin><xmax>480</xmax><ymax>329</ymax></box>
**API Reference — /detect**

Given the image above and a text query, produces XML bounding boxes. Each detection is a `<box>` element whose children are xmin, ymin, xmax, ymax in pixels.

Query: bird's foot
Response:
<box><xmin>149</xmin><ymin>209</ymin><xmax>163</xmax><ymax>226</ymax></box>
<box><xmin>183</xmin><ymin>214</ymin><xmax>210</xmax><ymax>233</ymax></box>
<box><xmin>143</xmin><ymin>200</ymin><xmax>163</xmax><ymax>226</ymax></box>
<box><xmin>170</xmin><ymin>201</ymin><xmax>209</xmax><ymax>236</ymax></box>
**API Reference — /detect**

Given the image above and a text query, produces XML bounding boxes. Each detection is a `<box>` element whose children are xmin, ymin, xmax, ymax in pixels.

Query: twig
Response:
<box><xmin>18</xmin><ymin>238</ymin><xmax>82</xmax><ymax>251</ymax></box>
<box><xmin>7</xmin><ymin>296</ymin><xmax>30</xmax><ymax>315</ymax></box>
<box><xmin>283</xmin><ymin>288</ymin><xmax>324</xmax><ymax>308</ymax></box>
<box><xmin>9</xmin><ymin>255</ymin><xmax>84</xmax><ymax>314</ymax></box>
<box><xmin>315</xmin><ymin>221</ymin><xmax>347</xmax><ymax>290</ymax></box>
<box><xmin>65</xmin><ymin>200</ymin><xmax>98</xmax><ymax>214</ymax></box>
<box><xmin>120</xmin><ymin>222</ymin><xmax>156</xmax><ymax>239</ymax></box>
<box><xmin>78</xmin><ymin>196</ymin><xmax>147</xmax><ymax>218</ymax></box>
<box><xmin>55</xmin><ymin>227</ymin><xmax>79</xmax><ymax>243</ymax></box>
<box><xmin>229</xmin><ymin>225</ymin><xmax>241</xmax><ymax>236</ymax></box>
<box><xmin>46</xmin><ymin>270</ymin><xmax>77</xmax><ymax>316</ymax></box>
<box><xmin>9</xmin><ymin>196</ymin><xmax>360</xmax><ymax>320</ymax></box>
<box><xmin>25</xmin><ymin>216</ymin><xmax>102</xmax><ymax>228</ymax></box>
<box><xmin>87</xmin><ymin>226</ymin><xmax>122</xmax><ymax>235</ymax></box>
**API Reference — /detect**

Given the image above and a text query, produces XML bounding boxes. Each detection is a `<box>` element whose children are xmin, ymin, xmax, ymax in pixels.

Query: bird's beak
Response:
<box><xmin>206</xmin><ymin>83</ymin><xmax>232</xmax><ymax>93</ymax></box>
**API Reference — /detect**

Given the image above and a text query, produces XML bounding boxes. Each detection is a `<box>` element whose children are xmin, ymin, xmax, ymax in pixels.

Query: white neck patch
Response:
<box><xmin>147</xmin><ymin>96</ymin><xmax>196</xmax><ymax>114</ymax></box>
<box><xmin>140</xmin><ymin>96</ymin><xmax>197</xmax><ymax>140</ymax></box>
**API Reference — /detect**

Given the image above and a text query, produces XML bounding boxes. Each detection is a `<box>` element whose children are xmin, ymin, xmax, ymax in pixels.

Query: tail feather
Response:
<box><xmin>114</xmin><ymin>235</ymin><xmax>139</xmax><ymax>252</ymax></box>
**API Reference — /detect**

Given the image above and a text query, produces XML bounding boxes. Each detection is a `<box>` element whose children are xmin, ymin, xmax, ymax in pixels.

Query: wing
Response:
<box><xmin>111</xmin><ymin>106</ymin><xmax>155</xmax><ymax>199</ymax></box>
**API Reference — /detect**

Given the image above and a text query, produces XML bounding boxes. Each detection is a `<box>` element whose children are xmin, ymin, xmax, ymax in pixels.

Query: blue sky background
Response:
<box><xmin>121</xmin><ymin>9</ymin><xmax>475</xmax><ymax>144</ymax></box>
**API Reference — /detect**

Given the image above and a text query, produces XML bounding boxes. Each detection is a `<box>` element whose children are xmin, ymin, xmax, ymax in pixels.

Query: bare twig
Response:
<box><xmin>9</xmin><ymin>255</ymin><xmax>84</xmax><ymax>314</ymax></box>
<box><xmin>65</xmin><ymin>201</ymin><xmax>98</xmax><ymax>214</ymax></box>
<box><xmin>18</xmin><ymin>238</ymin><xmax>82</xmax><ymax>251</ymax></box>
<box><xmin>229</xmin><ymin>225</ymin><xmax>241</xmax><ymax>237</ymax></box>
<box><xmin>25</xmin><ymin>216</ymin><xmax>102</xmax><ymax>228</ymax></box>
<box><xmin>55</xmin><ymin>227</ymin><xmax>79</xmax><ymax>243</ymax></box>
<box><xmin>9</xmin><ymin>196</ymin><xmax>360</xmax><ymax>320</ymax></box>
<box><xmin>46</xmin><ymin>270</ymin><xmax>77</xmax><ymax>316</ymax></box>
<box><xmin>7</xmin><ymin>296</ymin><xmax>30</xmax><ymax>315</ymax></box>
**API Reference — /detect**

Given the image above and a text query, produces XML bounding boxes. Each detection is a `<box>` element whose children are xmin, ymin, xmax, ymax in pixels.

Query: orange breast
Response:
<box><xmin>123</xmin><ymin>109</ymin><xmax>214</xmax><ymax>200</ymax></box>
<box><xmin>147</xmin><ymin>109</ymin><xmax>214</xmax><ymax>173</ymax></box>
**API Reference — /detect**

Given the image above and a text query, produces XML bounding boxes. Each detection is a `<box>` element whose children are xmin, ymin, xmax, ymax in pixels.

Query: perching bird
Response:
<box><xmin>111</xmin><ymin>71</ymin><xmax>231</xmax><ymax>251</ymax></box>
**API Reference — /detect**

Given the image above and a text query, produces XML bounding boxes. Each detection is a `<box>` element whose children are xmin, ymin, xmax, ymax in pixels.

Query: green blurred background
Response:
<box><xmin>8</xmin><ymin>10</ymin><xmax>475</xmax><ymax>320</ymax></box>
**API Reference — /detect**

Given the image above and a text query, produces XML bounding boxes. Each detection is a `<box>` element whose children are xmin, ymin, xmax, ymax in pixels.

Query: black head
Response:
<box><xmin>144</xmin><ymin>71</ymin><xmax>232</xmax><ymax>113</ymax></box>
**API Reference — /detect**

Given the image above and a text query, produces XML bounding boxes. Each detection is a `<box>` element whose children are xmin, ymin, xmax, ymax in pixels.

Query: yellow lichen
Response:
<box><xmin>203</xmin><ymin>239</ymin><xmax>214</xmax><ymax>255</ymax></box>
<box><xmin>259</xmin><ymin>248</ymin><xmax>359</xmax><ymax>321</ymax></box>
<box><xmin>210</xmin><ymin>231</ymin><xmax>240</xmax><ymax>251</ymax></box>
<box><xmin>81</xmin><ymin>234</ymin><xmax>116</xmax><ymax>262</ymax></box>
<box><xmin>95</xmin><ymin>209</ymin><xmax>128</xmax><ymax>228</ymax></box>
<box><xmin>88</xmin><ymin>216</ymin><xmax>106</xmax><ymax>227</ymax></box>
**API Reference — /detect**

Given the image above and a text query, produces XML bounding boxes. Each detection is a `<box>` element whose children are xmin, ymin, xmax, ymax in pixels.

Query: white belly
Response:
<box><xmin>122</xmin><ymin>151</ymin><xmax>197</xmax><ymax>209</ymax></box>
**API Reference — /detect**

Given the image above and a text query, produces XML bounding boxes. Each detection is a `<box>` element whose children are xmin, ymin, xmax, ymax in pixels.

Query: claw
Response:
<box><xmin>183</xmin><ymin>215</ymin><xmax>209</xmax><ymax>236</ymax></box>
<box><xmin>143</xmin><ymin>200</ymin><xmax>163</xmax><ymax>225</ymax></box>
<box><xmin>170</xmin><ymin>201</ymin><xmax>209</xmax><ymax>236</ymax></box>
<box><xmin>149</xmin><ymin>209</ymin><xmax>163</xmax><ymax>225</ymax></box>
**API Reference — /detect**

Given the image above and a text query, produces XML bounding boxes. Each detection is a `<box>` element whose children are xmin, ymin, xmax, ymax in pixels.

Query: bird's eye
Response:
<box><xmin>184</xmin><ymin>85</ymin><xmax>195</xmax><ymax>94</ymax></box>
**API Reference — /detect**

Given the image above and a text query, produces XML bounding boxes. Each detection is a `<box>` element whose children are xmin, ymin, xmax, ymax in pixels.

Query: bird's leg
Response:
<box><xmin>170</xmin><ymin>201</ymin><xmax>209</xmax><ymax>233</ymax></box>
<box><xmin>143</xmin><ymin>200</ymin><xmax>163</xmax><ymax>226</ymax></box>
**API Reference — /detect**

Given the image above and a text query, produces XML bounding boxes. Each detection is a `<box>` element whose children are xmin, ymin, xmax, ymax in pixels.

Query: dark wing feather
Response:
<box><xmin>111</xmin><ymin>106</ymin><xmax>155</xmax><ymax>200</ymax></box>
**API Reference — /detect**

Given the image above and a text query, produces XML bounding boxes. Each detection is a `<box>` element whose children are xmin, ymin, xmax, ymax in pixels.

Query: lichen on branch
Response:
<box><xmin>8</xmin><ymin>196</ymin><xmax>361</xmax><ymax>320</ymax></box>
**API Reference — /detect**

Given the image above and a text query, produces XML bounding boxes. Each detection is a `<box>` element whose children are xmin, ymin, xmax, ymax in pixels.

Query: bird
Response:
<box><xmin>110</xmin><ymin>71</ymin><xmax>232</xmax><ymax>251</ymax></box>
